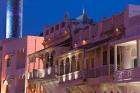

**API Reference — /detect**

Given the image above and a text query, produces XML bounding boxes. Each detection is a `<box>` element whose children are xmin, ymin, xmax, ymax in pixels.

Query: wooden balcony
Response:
<box><xmin>58</xmin><ymin>71</ymin><xmax>84</xmax><ymax>84</ymax></box>
<box><xmin>100</xmin><ymin>26</ymin><xmax>125</xmax><ymax>40</ymax></box>
<box><xmin>58</xmin><ymin>65</ymin><xmax>115</xmax><ymax>84</ymax></box>
<box><xmin>43</xmin><ymin>31</ymin><xmax>71</xmax><ymax>48</ymax></box>
<box><xmin>86</xmin><ymin>65</ymin><xmax>115</xmax><ymax>78</ymax></box>
<box><xmin>28</xmin><ymin>67</ymin><xmax>57</xmax><ymax>83</ymax></box>
<box><xmin>28</xmin><ymin>65</ymin><xmax>115</xmax><ymax>84</ymax></box>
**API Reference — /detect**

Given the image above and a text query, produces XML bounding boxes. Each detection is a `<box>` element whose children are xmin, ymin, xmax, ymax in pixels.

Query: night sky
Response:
<box><xmin>0</xmin><ymin>0</ymin><xmax>140</xmax><ymax>39</ymax></box>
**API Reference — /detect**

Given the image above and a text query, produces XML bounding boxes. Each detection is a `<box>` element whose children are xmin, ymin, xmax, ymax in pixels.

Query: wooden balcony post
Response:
<box><xmin>101</xmin><ymin>47</ymin><xmax>103</xmax><ymax>75</ymax></box>
<box><xmin>64</xmin><ymin>59</ymin><xmax>66</xmax><ymax>75</ymax></box>
<box><xmin>137</xmin><ymin>40</ymin><xmax>140</xmax><ymax>67</ymax></box>
<box><xmin>33</xmin><ymin>57</ymin><xmax>36</xmax><ymax>70</ymax></box>
<box><xmin>107</xmin><ymin>45</ymin><xmax>110</xmax><ymax>75</ymax></box>
<box><xmin>114</xmin><ymin>45</ymin><xmax>118</xmax><ymax>71</ymax></box>
<box><xmin>75</xmin><ymin>55</ymin><xmax>79</xmax><ymax>71</ymax></box>
<box><xmin>69</xmin><ymin>58</ymin><xmax>72</xmax><ymax>73</ymax></box>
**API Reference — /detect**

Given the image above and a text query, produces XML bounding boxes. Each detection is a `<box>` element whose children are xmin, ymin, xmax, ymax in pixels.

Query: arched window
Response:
<box><xmin>71</xmin><ymin>56</ymin><xmax>76</xmax><ymax>72</ymax></box>
<box><xmin>45</xmin><ymin>53</ymin><xmax>49</xmax><ymax>68</ymax></box>
<box><xmin>16</xmin><ymin>49</ymin><xmax>26</xmax><ymax>69</ymax></box>
<box><xmin>77</xmin><ymin>54</ymin><xmax>81</xmax><ymax>70</ymax></box>
<box><xmin>5</xmin><ymin>54</ymin><xmax>12</xmax><ymax>67</ymax></box>
<box><xmin>65</xmin><ymin>58</ymin><xmax>70</xmax><ymax>74</ymax></box>
<box><xmin>60</xmin><ymin>60</ymin><xmax>64</xmax><ymax>75</ymax></box>
<box><xmin>50</xmin><ymin>51</ymin><xmax>55</xmax><ymax>67</ymax></box>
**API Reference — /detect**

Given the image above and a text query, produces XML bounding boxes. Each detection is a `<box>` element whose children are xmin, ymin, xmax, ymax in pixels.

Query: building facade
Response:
<box><xmin>1</xmin><ymin>4</ymin><xmax>140</xmax><ymax>93</ymax></box>
<box><xmin>0</xmin><ymin>36</ymin><xmax>44</xmax><ymax>93</ymax></box>
<box><xmin>26</xmin><ymin>4</ymin><xmax>140</xmax><ymax>93</ymax></box>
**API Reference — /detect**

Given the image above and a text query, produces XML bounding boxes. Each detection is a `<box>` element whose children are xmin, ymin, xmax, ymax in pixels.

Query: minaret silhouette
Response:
<box><xmin>6</xmin><ymin>0</ymin><xmax>23</xmax><ymax>39</ymax></box>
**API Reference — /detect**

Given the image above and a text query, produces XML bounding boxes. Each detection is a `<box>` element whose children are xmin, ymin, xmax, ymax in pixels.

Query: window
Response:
<box><xmin>110</xmin><ymin>47</ymin><xmax>114</xmax><ymax>64</ymax></box>
<box><xmin>46</xmin><ymin>30</ymin><xmax>49</xmax><ymax>35</ymax></box>
<box><xmin>65</xmin><ymin>58</ymin><xmax>70</xmax><ymax>74</ymax></box>
<box><xmin>7</xmin><ymin>57</ymin><xmax>11</xmax><ymax>67</ymax></box>
<box><xmin>91</xmin><ymin>58</ymin><xmax>94</xmax><ymax>68</ymax></box>
<box><xmin>77</xmin><ymin>61</ymin><xmax>80</xmax><ymax>70</ymax></box>
<box><xmin>134</xmin><ymin>58</ymin><xmax>138</xmax><ymax>68</ymax></box>
<box><xmin>0</xmin><ymin>46</ymin><xmax>2</xmax><ymax>51</ymax></box>
<box><xmin>103</xmin><ymin>51</ymin><xmax>107</xmax><ymax>65</ymax></box>
<box><xmin>61</xmin><ymin>22</ymin><xmax>65</xmax><ymax>28</ymax></box>
<box><xmin>5</xmin><ymin>55</ymin><xmax>12</xmax><ymax>67</ymax></box>
<box><xmin>86</xmin><ymin>59</ymin><xmax>89</xmax><ymax>70</ymax></box>
<box><xmin>16</xmin><ymin>49</ymin><xmax>26</xmax><ymax>69</ymax></box>
<box><xmin>60</xmin><ymin>61</ymin><xmax>64</xmax><ymax>75</ymax></box>
<box><xmin>55</xmin><ymin>24</ymin><xmax>59</xmax><ymax>31</ymax></box>
<box><xmin>50</xmin><ymin>27</ymin><xmax>54</xmax><ymax>33</ymax></box>
<box><xmin>71</xmin><ymin>56</ymin><xmax>76</xmax><ymax>72</ymax></box>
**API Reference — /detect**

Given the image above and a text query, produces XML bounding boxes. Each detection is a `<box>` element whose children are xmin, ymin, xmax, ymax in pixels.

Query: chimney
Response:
<box><xmin>6</xmin><ymin>0</ymin><xmax>23</xmax><ymax>39</ymax></box>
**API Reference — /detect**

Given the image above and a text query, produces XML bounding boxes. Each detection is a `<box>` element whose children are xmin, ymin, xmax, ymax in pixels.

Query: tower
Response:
<box><xmin>6</xmin><ymin>0</ymin><xmax>23</xmax><ymax>38</ymax></box>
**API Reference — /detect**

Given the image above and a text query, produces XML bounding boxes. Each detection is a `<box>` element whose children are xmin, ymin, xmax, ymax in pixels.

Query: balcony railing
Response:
<box><xmin>114</xmin><ymin>67</ymin><xmax>140</xmax><ymax>82</ymax></box>
<box><xmin>86</xmin><ymin>65</ymin><xmax>115</xmax><ymax>78</ymax></box>
<box><xmin>58</xmin><ymin>71</ymin><xmax>83</xmax><ymax>83</ymax></box>
<box><xmin>28</xmin><ymin>65</ymin><xmax>115</xmax><ymax>83</ymax></box>
<box><xmin>58</xmin><ymin>65</ymin><xmax>115</xmax><ymax>83</ymax></box>
<box><xmin>28</xmin><ymin>67</ymin><xmax>56</xmax><ymax>80</ymax></box>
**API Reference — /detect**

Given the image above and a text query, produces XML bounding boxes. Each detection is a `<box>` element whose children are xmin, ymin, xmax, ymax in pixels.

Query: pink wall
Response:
<box><xmin>0</xmin><ymin>36</ymin><xmax>44</xmax><ymax>93</ymax></box>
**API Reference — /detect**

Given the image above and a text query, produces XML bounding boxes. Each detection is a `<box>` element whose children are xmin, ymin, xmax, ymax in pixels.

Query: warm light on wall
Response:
<box><xmin>74</xmin><ymin>71</ymin><xmax>79</xmax><ymax>79</ymax></box>
<box><xmin>3</xmin><ymin>80</ymin><xmax>8</xmax><ymax>86</ymax></box>
<box><xmin>64</xmin><ymin>30</ymin><xmax>68</xmax><ymax>35</ymax></box>
<box><xmin>82</xmin><ymin>40</ymin><xmax>87</xmax><ymax>45</ymax></box>
<box><xmin>115</xmin><ymin>28</ymin><xmax>119</xmax><ymax>32</ymax></box>
<box><xmin>47</xmin><ymin>67</ymin><xmax>52</xmax><ymax>75</ymax></box>
<box><xmin>48</xmin><ymin>38</ymin><xmax>51</xmax><ymax>41</ymax></box>
<box><xmin>68</xmin><ymin>73</ymin><xmax>72</xmax><ymax>80</ymax></box>
<box><xmin>63</xmin><ymin>75</ymin><xmax>66</xmax><ymax>82</ymax></box>
<box><xmin>27</xmin><ymin>73</ymin><xmax>30</xmax><ymax>79</ymax></box>
<box><xmin>74</xmin><ymin>43</ymin><xmax>78</xmax><ymax>48</ymax></box>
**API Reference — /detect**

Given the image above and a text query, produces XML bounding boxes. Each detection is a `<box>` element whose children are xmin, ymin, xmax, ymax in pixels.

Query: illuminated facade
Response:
<box><xmin>26</xmin><ymin>4</ymin><xmax>140</xmax><ymax>93</ymax></box>
<box><xmin>1</xmin><ymin>4</ymin><xmax>140</xmax><ymax>93</ymax></box>
<box><xmin>6</xmin><ymin>0</ymin><xmax>23</xmax><ymax>38</ymax></box>
<box><xmin>0</xmin><ymin>36</ymin><xmax>43</xmax><ymax>93</ymax></box>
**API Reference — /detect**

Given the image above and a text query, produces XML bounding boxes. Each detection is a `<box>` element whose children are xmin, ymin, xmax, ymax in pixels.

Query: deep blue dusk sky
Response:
<box><xmin>0</xmin><ymin>0</ymin><xmax>140</xmax><ymax>38</ymax></box>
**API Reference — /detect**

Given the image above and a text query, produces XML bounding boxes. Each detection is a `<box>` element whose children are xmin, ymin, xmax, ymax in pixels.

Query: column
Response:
<box><xmin>75</xmin><ymin>55</ymin><xmax>79</xmax><ymax>71</ymax></box>
<box><xmin>100</xmin><ymin>47</ymin><xmax>103</xmax><ymax>76</ymax></box>
<box><xmin>58</xmin><ymin>60</ymin><xmax>61</xmax><ymax>75</ymax></box>
<box><xmin>36</xmin><ymin>57</ymin><xmax>39</xmax><ymax>69</ymax></box>
<box><xmin>137</xmin><ymin>40</ymin><xmax>140</xmax><ymax>67</ymax></box>
<box><xmin>64</xmin><ymin>59</ymin><xmax>66</xmax><ymax>74</ymax></box>
<box><xmin>107</xmin><ymin>45</ymin><xmax>110</xmax><ymax>75</ymax></box>
<box><xmin>114</xmin><ymin>45</ymin><xmax>118</xmax><ymax>71</ymax></box>
<box><xmin>33</xmin><ymin>57</ymin><xmax>36</xmax><ymax>70</ymax></box>
<box><xmin>48</xmin><ymin>53</ymin><xmax>51</xmax><ymax>67</ymax></box>
<box><xmin>69</xmin><ymin>58</ymin><xmax>72</xmax><ymax>73</ymax></box>
<box><xmin>83</xmin><ymin>49</ymin><xmax>86</xmax><ymax>70</ymax></box>
<box><xmin>101</xmin><ymin>47</ymin><xmax>103</xmax><ymax>67</ymax></box>
<box><xmin>122</xmin><ymin>47</ymin><xmax>132</xmax><ymax>69</ymax></box>
<box><xmin>38</xmin><ymin>58</ymin><xmax>42</xmax><ymax>69</ymax></box>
